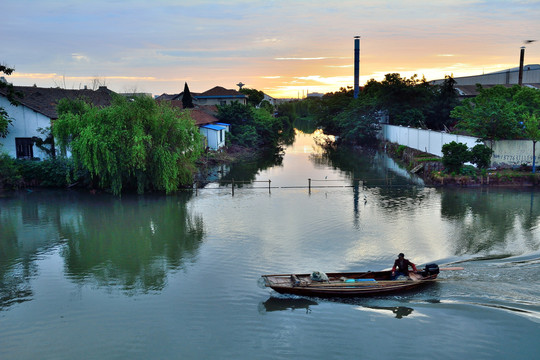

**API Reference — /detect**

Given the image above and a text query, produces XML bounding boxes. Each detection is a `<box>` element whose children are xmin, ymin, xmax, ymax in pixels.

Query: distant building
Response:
<box><xmin>261</xmin><ymin>93</ymin><xmax>277</xmax><ymax>106</ymax></box>
<box><xmin>156</xmin><ymin>86</ymin><xmax>247</xmax><ymax>106</ymax></box>
<box><xmin>158</xmin><ymin>100</ymin><xmax>229</xmax><ymax>151</ymax></box>
<box><xmin>306</xmin><ymin>92</ymin><xmax>324</xmax><ymax>98</ymax></box>
<box><xmin>430</xmin><ymin>64</ymin><xmax>540</xmax><ymax>86</ymax></box>
<box><xmin>0</xmin><ymin>85</ymin><xmax>114</xmax><ymax>159</ymax></box>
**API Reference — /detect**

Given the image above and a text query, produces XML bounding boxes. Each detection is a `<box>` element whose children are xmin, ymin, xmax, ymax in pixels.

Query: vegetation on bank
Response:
<box><xmin>4</xmin><ymin>71</ymin><xmax>540</xmax><ymax>191</ymax></box>
<box><xmin>1</xmin><ymin>92</ymin><xmax>293</xmax><ymax>194</ymax></box>
<box><xmin>278</xmin><ymin>73</ymin><xmax>540</xmax><ymax>183</ymax></box>
<box><xmin>385</xmin><ymin>141</ymin><xmax>540</xmax><ymax>187</ymax></box>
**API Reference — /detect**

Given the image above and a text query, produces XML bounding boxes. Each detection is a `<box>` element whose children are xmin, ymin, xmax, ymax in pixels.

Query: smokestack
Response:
<box><xmin>518</xmin><ymin>46</ymin><xmax>525</xmax><ymax>86</ymax></box>
<box><xmin>354</xmin><ymin>36</ymin><xmax>360</xmax><ymax>98</ymax></box>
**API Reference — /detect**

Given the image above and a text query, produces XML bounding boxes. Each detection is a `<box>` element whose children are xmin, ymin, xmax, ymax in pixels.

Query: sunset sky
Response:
<box><xmin>2</xmin><ymin>0</ymin><xmax>540</xmax><ymax>98</ymax></box>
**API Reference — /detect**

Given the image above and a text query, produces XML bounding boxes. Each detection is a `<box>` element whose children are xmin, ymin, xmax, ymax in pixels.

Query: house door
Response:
<box><xmin>15</xmin><ymin>138</ymin><xmax>34</xmax><ymax>159</ymax></box>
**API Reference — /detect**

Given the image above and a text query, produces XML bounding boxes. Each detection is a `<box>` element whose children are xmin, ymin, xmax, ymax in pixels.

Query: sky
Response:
<box><xmin>2</xmin><ymin>0</ymin><xmax>540</xmax><ymax>98</ymax></box>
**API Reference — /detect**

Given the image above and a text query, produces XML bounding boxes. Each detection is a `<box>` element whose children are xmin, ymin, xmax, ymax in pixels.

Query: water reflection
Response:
<box><xmin>60</xmin><ymin>193</ymin><xmax>204</xmax><ymax>294</ymax></box>
<box><xmin>0</xmin><ymin>191</ymin><xmax>205</xmax><ymax>308</ymax></box>
<box><xmin>259</xmin><ymin>296</ymin><xmax>318</xmax><ymax>314</ymax></box>
<box><xmin>258</xmin><ymin>297</ymin><xmax>414</xmax><ymax>319</ymax></box>
<box><xmin>362</xmin><ymin>306</ymin><xmax>414</xmax><ymax>319</ymax></box>
<box><xmin>440</xmin><ymin>189</ymin><xmax>540</xmax><ymax>256</ymax></box>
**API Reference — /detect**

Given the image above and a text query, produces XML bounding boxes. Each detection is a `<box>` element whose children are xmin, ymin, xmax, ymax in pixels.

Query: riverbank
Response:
<box><xmin>383</xmin><ymin>141</ymin><xmax>540</xmax><ymax>187</ymax></box>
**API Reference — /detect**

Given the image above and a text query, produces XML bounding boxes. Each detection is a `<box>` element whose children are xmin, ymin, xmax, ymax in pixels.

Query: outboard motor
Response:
<box><xmin>422</xmin><ymin>263</ymin><xmax>440</xmax><ymax>276</ymax></box>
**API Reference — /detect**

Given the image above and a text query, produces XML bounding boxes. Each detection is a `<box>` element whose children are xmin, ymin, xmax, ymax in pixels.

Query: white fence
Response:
<box><xmin>381</xmin><ymin>124</ymin><xmax>537</xmax><ymax>167</ymax></box>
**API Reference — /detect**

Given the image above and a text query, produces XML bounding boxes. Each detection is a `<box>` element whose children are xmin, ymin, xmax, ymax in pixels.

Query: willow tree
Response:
<box><xmin>53</xmin><ymin>96</ymin><xmax>203</xmax><ymax>195</ymax></box>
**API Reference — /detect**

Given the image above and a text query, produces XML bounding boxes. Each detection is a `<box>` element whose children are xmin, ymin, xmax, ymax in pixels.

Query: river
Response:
<box><xmin>1</xmin><ymin>130</ymin><xmax>539</xmax><ymax>359</ymax></box>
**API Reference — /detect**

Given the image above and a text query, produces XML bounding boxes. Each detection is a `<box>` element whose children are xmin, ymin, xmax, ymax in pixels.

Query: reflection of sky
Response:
<box><xmin>193</xmin><ymin>133</ymin><xmax>540</xmax><ymax>276</ymax></box>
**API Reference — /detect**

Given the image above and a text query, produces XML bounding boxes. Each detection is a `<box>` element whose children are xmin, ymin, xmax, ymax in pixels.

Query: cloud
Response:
<box><xmin>71</xmin><ymin>53</ymin><xmax>89</xmax><ymax>62</ymax></box>
<box><xmin>275</xmin><ymin>57</ymin><xmax>337</xmax><ymax>61</ymax></box>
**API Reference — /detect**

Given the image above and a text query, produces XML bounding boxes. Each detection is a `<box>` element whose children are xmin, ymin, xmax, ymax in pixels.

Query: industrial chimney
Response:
<box><xmin>354</xmin><ymin>36</ymin><xmax>360</xmax><ymax>98</ymax></box>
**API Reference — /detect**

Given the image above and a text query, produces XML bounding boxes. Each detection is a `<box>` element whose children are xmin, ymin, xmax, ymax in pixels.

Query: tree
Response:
<box><xmin>53</xmin><ymin>96</ymin><xmax>204</xmax><ymax>195</ymax></box>
<box><xmin>425</xmin><ymin>76</ymin><xmax>460</xmax><ymax>130</ymax></box>
<box><xmin>333</xmin><ymin>97</ymin><xmax>380</xmax><ymax>146</ymax></box>
<box><xmin>442</xmin><ymin>141</ymin><xmax>470</xmax><ymax>174</ymax></box>
<box><xmin>0</xmin><ymin>64</ymin><xmax>20</xmax><ymax>138</ymax></box>
<box><xmin>469</xmin><ymin>144</ymin><xmax>493</xmax><ymax>169</ymax></box>
<box><xmin>363</xmin><ymin>73</ymin><xmax>432</xmax><ymax>127</ymax></box>
<box><xmin>451</xmin><ymin>85</ymin><xmax>532</xmax><ymax>143</ymax></box>
<box><xmin>182</xmin><ymin>82</ymin><xmax>194</xmax><ymax>109</ymax></box>
<box><xmin>524</xmin><ymin>114</ymin><xmax>540</xmax><ymax>173</ymax></box>
<box><xmin>314</xmin><ymin>87</ymin><xmax>354</xmax><ymax>135</ymax></box>
<box><xmin>240</xmin><ymin>88</ymin><xmax>265</xmax><ymax>107</ymax></box>
<box><xmin>216</xmin><ymin>102</ymin><xmax>286</xmax><ymax>148</ymax></box>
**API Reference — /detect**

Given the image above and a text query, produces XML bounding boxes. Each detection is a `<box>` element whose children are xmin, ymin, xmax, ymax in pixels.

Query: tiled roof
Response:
<box><xmin>155</xmin><ymin>93</ymin><xmax>180</xmax><ymax>101</ymax></box>
<box><xmin>198</xmin><ymin>86</ymin><xmax>245</xmax><ymax>97</ymax></box>
<box><xmin>0</xmin><ymin>85</ymin><xmax>114</xmax><ymax>119</ymax></box>
<box><xmin>158</xmin><ymin>100</ymin><xmax>219</xmax><ymax>126</ymax></box>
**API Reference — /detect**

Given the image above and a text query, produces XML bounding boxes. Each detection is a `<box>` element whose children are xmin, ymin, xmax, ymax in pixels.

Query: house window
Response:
<box><xmin>220</xmin><ymin>129</ymin><xmax>223</xmax><ymax>143</ymax></box>
<box><xmin>220</xmin><ymin>100</ymin><xmax>226</xmax><ymax>106</ymax></box>
<box><xmin>16</xmin><ymin>138</ymin><xmax>34</xmax><ymax>159</ymax></box>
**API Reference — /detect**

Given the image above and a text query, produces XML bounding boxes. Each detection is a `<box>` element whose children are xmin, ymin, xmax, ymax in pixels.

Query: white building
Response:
<box><xmin>0</xmin><ymin>85</ymin><xmax>113</xmax><ymax>159</ymax></box>
<box><xmin>199</xmin><ymin>124</ymin><xmax>227</xmax><ymax>150</ymax></box>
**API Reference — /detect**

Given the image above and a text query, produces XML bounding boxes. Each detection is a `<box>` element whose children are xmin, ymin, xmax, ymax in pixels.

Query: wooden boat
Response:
<box><xmin>262</xmin><ymin>264</ymin><xmax>442</xmax><ymax>298</ymax></box>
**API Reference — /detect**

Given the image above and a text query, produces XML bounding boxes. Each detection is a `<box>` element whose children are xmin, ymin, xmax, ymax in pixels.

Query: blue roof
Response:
<box><xmin>215</xmin><ymin>122</ymin><xmax>230</xmax><ymax>126</ymax></box>
<box><xmin>201</xmin><ymin>124</ymin><xmax>226</xmax><ymax>131</ymax></box>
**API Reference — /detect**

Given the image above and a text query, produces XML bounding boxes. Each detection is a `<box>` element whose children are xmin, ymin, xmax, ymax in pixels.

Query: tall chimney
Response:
<box><xmin>518</xmin><ymin>46</ymin><xmax>525</xmax><ymax>86</ymax></box>
<box><xmin>354</xmin><ymin>36</ymin><xmax>360</xmax><ymax>98</ymax></box>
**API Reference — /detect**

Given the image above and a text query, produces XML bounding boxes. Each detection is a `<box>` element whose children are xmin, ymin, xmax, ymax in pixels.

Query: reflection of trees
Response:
<box><xmin>0</xmin><ymin>192</ymin><xmax>68</xmax><ymax>310</ymax></box>
<box><xmin>59</xmin><ymin>193</ymin><xmax>204</xmax><ymax>294</ymax></box>
<box><xmin>313</xmin><ymin>146</ymin><xmax>429</xmax><ymax>216</ymax></box>
<box><xmin>0</xmin><ymin>191</ymin><xmax>205</xmax><ymax>309</ymax></box>
<box><xmin>0</xmin><ymin>217</ymin><xmax>35</xmax><ymax>310</ymax></box>
<box><xmin>218</xmin><ymin>149</ymin><xmax>284</xmax><ymax>186</ymax></box>
<box><xmin>441</xmin><ymin>189</ymin><xmax>540</xmax><ymax>255</ymax></box>
<box><xmin>293</xmin><ymin>118</ymin><xmax>317</xmax><ymax>134</ymax></box>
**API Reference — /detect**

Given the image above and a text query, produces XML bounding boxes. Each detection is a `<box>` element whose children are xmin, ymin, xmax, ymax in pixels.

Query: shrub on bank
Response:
<box><xmin>17</xmin><ymin>158</ymin><xmax>74</xmax><ymax>187</ymax></box>
<box><xmin>0</xmin><ymin>153</ymin><xmax>23</xmax><ymax>189</ymax></box>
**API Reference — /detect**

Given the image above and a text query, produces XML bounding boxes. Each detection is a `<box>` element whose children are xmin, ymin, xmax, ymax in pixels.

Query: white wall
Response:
<box><xmin>381</xmin><ymin>124</ymin><xmax>538</xmax><ymax>167</ymax></box>
<box><xmin>0</xmin><ymin>96</ymin><xmax>51</xmax><ymax>159</ymax></box>
<box><xmin>381</xmin><ymin>125</ymin><xmax>478</xmax><ymax>157</ymax></box>
<box><xmin>199</xmin><ymin>126</ymin><xmax>225</xmax><ymax>150</ymax></box>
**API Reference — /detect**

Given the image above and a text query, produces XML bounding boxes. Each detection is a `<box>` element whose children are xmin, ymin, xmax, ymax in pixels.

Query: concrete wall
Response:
<box><xmin>381</xmin><ymin>124</ymin><xmax>538</xmax><ymax>167</ymax></box>
<box><xmin>0</xmin><ymin>96</ymin><xmax>51</xmax><ymax>159</ymax></box>
<box><xmin>490</xmin><ymin>140</ymin><xmax>537</xmax><ymax>167</ymax></box>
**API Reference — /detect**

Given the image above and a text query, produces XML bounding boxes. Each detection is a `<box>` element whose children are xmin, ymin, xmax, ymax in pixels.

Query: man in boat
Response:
<box><xmin>391</xmin><ymin>253</ymin><xmax>418</xmax><ymax>280</ymax></box>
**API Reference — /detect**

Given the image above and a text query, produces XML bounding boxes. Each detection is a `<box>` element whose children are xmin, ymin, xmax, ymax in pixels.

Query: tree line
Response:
<box><xmin>1</xmin><ymin>82</ymin><xmax>292</xmax><ymax>194</ymax></box>
<box><xmin>277</xmin><ymin>73</ymin><xmax>540</xmax><ymax>147</ymax></box>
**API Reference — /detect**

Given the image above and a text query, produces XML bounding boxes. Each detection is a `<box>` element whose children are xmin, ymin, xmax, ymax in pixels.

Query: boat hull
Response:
<box><xmin>262</xmin><ymin>270</ymin><xmax>438</xmax><ymax>298</ymax></box>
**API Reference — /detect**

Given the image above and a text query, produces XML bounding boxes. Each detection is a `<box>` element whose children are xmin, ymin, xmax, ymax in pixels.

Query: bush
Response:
<box><xmin>0</xmin><ymin>153</ymin><xmax>22</xmax><ymax>189</ymax></box>
<box><xmin>470</xmin><ymin>144</ymin><xmax>493</xmax><ymax>169</ymax></box>
<box><xmin>17</xmin><ymin>158</ymin><xmax>74</xmax><ymax>187</ymax></box>
<box><xmin>442</xmin><ymin>141</ymin><xmax>470</xmax><ymax>173</ymax></box>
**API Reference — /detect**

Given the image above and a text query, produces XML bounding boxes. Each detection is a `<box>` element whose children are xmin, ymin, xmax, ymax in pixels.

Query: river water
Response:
<box><xmin>1</xmin><ymin>130</ymin><xmax>539</xmax><ymax>360</ymax></box>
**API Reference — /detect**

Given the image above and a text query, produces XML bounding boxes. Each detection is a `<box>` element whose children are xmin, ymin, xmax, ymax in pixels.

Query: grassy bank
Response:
<box><xmin>383</xmin><ymin>142</ymin><xmax>540</xmax><ymax>187</ymax></box>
